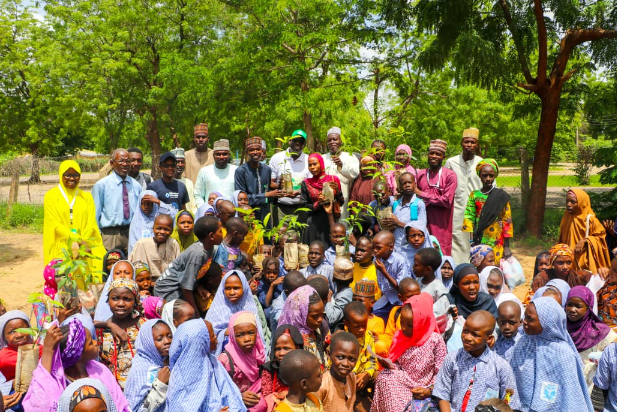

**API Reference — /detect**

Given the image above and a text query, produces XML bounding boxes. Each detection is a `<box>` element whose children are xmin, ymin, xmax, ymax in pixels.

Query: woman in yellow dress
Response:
<box><xmin>43</xmin><ymin>160</ymin><xmax>106</xmax><ymax>287</ymax></box>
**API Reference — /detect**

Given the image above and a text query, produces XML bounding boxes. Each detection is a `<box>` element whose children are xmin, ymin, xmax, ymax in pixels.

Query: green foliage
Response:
<box><xmin>591</xmin><ymin>146</ymin><xmax>617</xmax><ymax>218</ymax></box>
<box><xmin>53</xmin><ymin>230</ymin><xmax>102</xmax><ymax>289</ymax></box>
<box><xmin>0</xmin><ymin>202</ymin><xmax>44</xmax><ymax>232</ymax></box>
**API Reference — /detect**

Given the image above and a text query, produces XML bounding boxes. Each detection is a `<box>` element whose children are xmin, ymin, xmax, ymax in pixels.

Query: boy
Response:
<box><xmin>353</xmin><ymin>279</ymin><xmax>385</xmax><ymax>346</ymax></box>
<box><xmin>276</xmin><ymin>349</ymin><xmax>324</xmax><ymax>412</ymax></box>
<box><xmin>593</xmin><ymin>342</ymin><xmax>617</xmax><ymax>412</ymax></box>
<box><xmin>270</xmin><ymin>270</ymin><xmax>307</xmax><ymax>331</ymax></box>
<box><xmin>129</xmin><ymin>214</ymin><xmax>181</xmax><ymax>280</ymax></box>
<box><xmin>351</xmin><ymin>237</ymin><xmax>381</xmax><ymax>300</ymax></box>
<box><xmin>317</xmin><ymin>332</ymin><xmax>359</xmax><ymax>411</ymax></box>
<box><xmin>301</xmin><ymin>240</ymin><xmax>334</xmax><ymax>289</ymax></box>
<box><xmin>369</xmin><ymin>180</ymin><xmax>394</xmax><ymax>234</ymax></box>
<box><xmin>213</xmin><ymin>217</ymin><xmax>248</xmax><ymax>271</ymax></box>
<box><xmin>433</xmin><ymin>311</ymin><xmax>521</xmax><ymax>411</ymax></box>
<box><xmin>325</xmin><ymin>223</ymin><xmax>355</xmax><ymax>266</ymax></box>
<box><xmin>413</xmin><ymin>248</ymin><xmax>450</xmax><ymax>328</ymax></box>
<box><xmin>154</xmin><ymin>216</ymin><xmax>223</xmax><ymax>316</ymax></box>
<box><xmin>147</xmin><ymin>152</ymin><xmax>189</xmax><ymax>212</ymax></box>
<box><xmin>215</xmin><ymin>199</ymin><xmax>237</xmax><ymax>238</ymax></box>
<box><xmin>325</xmin><ymin>258</ymin><xmax>355</xmax><ymax>327</ymax></box>
<box><xmin>494</xmin><ymin>301</ymin><xmax>522</xmax><ymax>362</ymax></box>
<box><xmin>372</xmin><ymin>231</ymin><xmax>411</xmax><ymax>321</ymax></box>
<box><xmin>379</xmin><ymin>278</ymin><xmax>421</xmax><ymax>356</ymax></box>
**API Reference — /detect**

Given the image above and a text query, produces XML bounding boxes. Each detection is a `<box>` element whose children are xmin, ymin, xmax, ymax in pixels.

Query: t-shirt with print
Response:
<box><xmin>147</xmin><ymin>179</ymin><xmax>189</xmax><ymax>211</ymax></box>
<box><xmin>213</xmin><ymin>241</ymin><xmax>244</xmax><ymax>271</ymax></box>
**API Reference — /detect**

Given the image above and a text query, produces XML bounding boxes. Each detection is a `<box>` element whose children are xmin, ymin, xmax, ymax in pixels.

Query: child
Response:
<box><xmin>433</xmin><ymin>310</ymin><xmax>521</xmax><ymax>411</ymax></box>
<box><xmin>260</xmin><ymin>324</ymin><xmax>305</xmax><ymax>411</ymax></box>
<box><xmin>470</xmin><ymin>244</ymin><xmax>495</xmax><ymax>272</ymax></box>
<box><xmin>351</xmin><ymin>237</ymin><xmax>381</xmax><ymax>300</ymax></box>
<box><xmin>56</xmin><ymin>379</ymin><xmax>119</xmax><ymax>412</ymax></box>
<box><xmin>214</xmin><ymin>217</ymin><xmax>249</xmax><ymax>271</ymax></box>
<box><xmin>94</xmin><ymin>260</ymin><xmax>136</xmax><ymax>321</ymax></box>
<box><xmin>300</xmin><ymin>240</ymin><xmax>334</xmax><ymax>288</ymax></box>
<box><xmin>380</xmin><ymin>278</ymin><xmax>421</xmax><ymax>356</ymax></box>
<box><xmin>372</xmin><ymin>231</ymin><xmax>411</xmax><ymax>321</ymax></box>
<box><xmin>317</xmin><ymin>332</ymin><xmax>359</xmax><ymax>411</ymax></box>
<box><xmin>325</xmin><ymin>258</ymin><xmax>354</xmax><ymax>328</ymax></box>
<box><xmin>153</xmin><ymin>216</ymin><xmax>223</xmax><ymax>316</ymax></box>
<box><xmin>352</xmin><ymin>278</ymin><xmax>385</xmax><ymax>345</ymax></box>
<box><xmin>218</xmin><ymin>311</ymin><xmax>266</xmax><ymax>410</ymax></box>
<box><xmin>239</xmin><ymin>204</ymin><xmax>264</xmax><ymax>257</ymax></box>
<box><xmin>269</xmin><ymin>271</ymin><xmax>308</xmax><ymax>332</ymax></box>
<box><xmin>257</xmin><ymin>257</ymin><xmax>284</xmax><ymax>311</ymax></box>
<box><xmin>128</xmin><ymin>190</ymin><xmax>172</xmax><ymax>255</ymax></box>
<box><xmin>217</xmin><ymin>199</ymin><xmax>238</xmax><ymax>237</ymax></box>
<box><xmin>170</xmin><ymin>210</ymin><xmax>198</xmax><ymax>252</ymax></box>
<box><xmin>160</xmin><ymin>299</ymin><xmax>196</xmax><ymax>334</ymax></box>
<box><xmin>142</xmin><ymin>296</ymin><xmax>164</xmax><ymax>320</ymax></box>
<box><xmin>124</xmin><ymin>319</ymin><xmax>173</xmax><ymax>411</ymax></box>
<box><xmin>324</xmin><ymin>223</ymin><xmax>354</xmax><ymax>266</ymax></box>
<box><xmin>275</xmin><ymin>349</ymin><xmax>324</xmax><ymax>412</ymax></box>
<box><xmin>307</xmin><ymin>276</ymin><xmax>330</xmax><ymax>305</ymax></box>
<box><xmin>598</xmin><ymin>256</ymin><xmax>617</xmax><ymax>331</ymax></box>
<box><xmin>133</xmin><ymin>261</ymin><xmax>153</xmax><ymax>300</ymax></box>
<box><xmin>102</xmin><ymin>249</ymin><xmax>125</xmax><ymax>281</ymax></box>
<box><xmin>437</xmin><ymin>256</ymin><xmax>455</xmax><ymax>291</ymax></box>
<box><xmin>341</xmin><ymin>302</ymin><xmax>377</xmax><ymax>399</ymax></box>
<box><xmin>532</xmin><ymin>250</ymin><xmax>550</xmax><ymax>280</ymax></box>
<box><xmin>193</xmin><ymin>262</ymin><xmax>223</xmax><ymax>317</ymax></box>
<box><xmin>369</xmin><ymin>180</ymin><xmax>394</xmax><ymax>234</ymax></box>
<box><xmin>373</xmin><ymin>293</ymin><xmax>447</xmax><ymax>412</ymax></box>
<box><xmin>447</xmin><ymin>263</ymin><xmax>498</xmax><ymax>319</ymax></box>
<box><xmin>258</xmin><ymin>244</ymin><xmax>273</xmax><ymax>257</ymax></box>
<box><xmin>129</xmin><ymin>214</ymin><xmax>180</xmax><ymax>281</ymax></box>
<box><xmin>494</xmin><ymin>301</ymin><xmax>522</xmax><ymax>362</ymax></box>
<box><xmin>413</xmin><ymin>247</ymin><xmax>450</xmax><ymax>330</ymax></box>
<box><xmin>205</xmin><ymin>270</ymin><xmax>267</xmax><ymax>355</ymax></box>
<box><xmin>593</xmin><ymin>342</ymin><xmax>617</xmax><ymax>412</ymax></box>
<box><xmin>511</xmin><ymin>297</ymin><xmax>591</xmax><ymax>410</ymax></box>
<box><xmin>400</xmin><ymin>221</ymin><xmax>433</xmax><ymax>267</ymax></box>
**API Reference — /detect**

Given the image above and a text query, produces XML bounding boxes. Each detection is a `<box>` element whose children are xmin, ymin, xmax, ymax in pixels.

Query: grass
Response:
<box><xmin>498</xmin><ymin>174</ymin><xmax>611</xmax><ymax>188</ymax></box>
<box><xmin>0</xmin><ymin>202</ymin><xmax>44</xmax><ymax>233</ymax></box>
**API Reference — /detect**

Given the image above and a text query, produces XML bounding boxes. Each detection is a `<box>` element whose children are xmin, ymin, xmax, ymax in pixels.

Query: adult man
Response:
<box><xmin>147</xmin><ymin>152</ymin><xmax>189</xmax><ymax>212</ymax></box>
<box><xmin>194</xmin><ymin>139</ymin><xmax>237</xmax><ymax>206</ymax></box>
<box><xmin>322</xmin><ymin>126</ymin><xmax>359</xmax><ymax>222</ymax></box>
<box><xmin>171</xmin><ymin>147</ymin><xmax>197</xmax><ymax>213</ymax></box>
<box><xmin>127</xmin><ymin>147</ymin><xmax>152</xmax><ymax>189</ymax></box>
<box><xmin>92</xmin><ymin>148</ymin><xmax>143</xmax><ymax>253</ymax></box>
<box><xmin>445</xmin><ymin>127</ymin><xmax>483</xmax><ymax>263</ymax></box>
<box><xmin>184</xmin><ymin>122</ymin><xmax>214</xmax><ymax>184</ymax></box>
<box><xmin>415</xmin><ymin>140</ymin><xmax>457</xmax><ymax>255</ymax></box>
<box><xmin>269</xmin><ymin>129</ymin><xmax>311</xmax><ymax>223</ymax></box>
<box><xmin>235</xmin><ymin>137</ymin><xmax>284</xmax><ymax>222</ymax></box>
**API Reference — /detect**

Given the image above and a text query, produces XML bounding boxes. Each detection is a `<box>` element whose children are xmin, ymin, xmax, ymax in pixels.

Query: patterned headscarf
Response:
<box><xmin>278</xmin><ymin>285</ymin><xmax>319</xmax><ymax>335</ymax></box>
<box><xmin>43</xmin><ymin>258</ymin><xmax>62</xmax><ymax>298</ymax></box>
<box><xmin>470</xmin><ymin>244</ymin><xmax>493</xmax><ymax>268</ymax></box>
<box><xmin>133</xmin><ymin>261</ymin><xmax>151</xmax><ymax>277</ymax></box>
<box><xmin>61</xmin><ymin>318</ymin><xmax>86</xmax><ymax>368</ymax></box>
<box><xmin>549</xmin><ymin>243</ymin><xmax>574</xmax><ymax>266</ymax></box>
<box><xmin>57</xmin><ymin>378</ymin><xmax>117</xmax><ymax>412</ymax></box>
<box><xmin>107</xmin><ymin>278</ymin><xmax>141</xmax><ymax>318</ymax></box>
<box><xmin>94</xmin><ymin>260</ymin><xmax>135</xmax><ymax>322</ymax></box>
<box><xmin>475</xmin><ymin>158</ymin><xmax>499</xmax><ymax>177</ymax></box>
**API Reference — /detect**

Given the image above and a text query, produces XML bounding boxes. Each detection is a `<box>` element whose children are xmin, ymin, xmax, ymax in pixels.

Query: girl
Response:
<box><xmin>372</xmin><ymin>293</ymin><xmax>447</xmax><ymax>412</ymax></box>
<box><xmin>531</xmin><ymin>244</ymin><xmax>588</xmax><ymax>293</ymax></box>
<box><xmin>598</xmin><ymin>257</ymin><xmax>617</xmax><ymax>331</ymax></box>
<box><xmin>166</xmin><ymin>319</ymin><xmax>245</xmax><ymax>411</ymax></box>
<box><xmin>259</xmin><ymin>324</ymin><xmax>304</xmax><ymax>412</ymax></box>
<box><xmin>301</xmin><ymin>153</ymin><xmax>344</xmax><ymax>245</ymax></box>
<box><xmin>447</xmin><ymin>263</ymin><xmax>497</xmax><ymax>319</ymax></box>
<box><xmin>94</xmin><ymin>260</ymin><xmax>135</xmax><ymax>322</ymax></box>
<box><xmin>462</xmin><ymin>158</ymin><xmax>513</xmax><ymax>264</ymax></box>
<box><xmin>479</xmin><ymin>266</ymin><xmax>524</xmax><ymax>314</ymax></box>
<box><xmin>218</xmin><ymin>312</ymin><xmax>266</xmax><ymax>410</ymax></box>
<box><xmin>469</xmin><ymin>244</ymin><xmax>495</xmax><ymax>272</ymax></box>
<box><xmin>278</xmin><ymin>285</ymin><xmax>330</xmax><ymax>368</ymax></box>
<box><xmin>102</xmin><ymin>249</ymin><xmax>125</xmax><ymax>281</ymax></box>
<box><xmin>24</xmin><ymin>319</ymin><xmax>129</xmax><ymax>411</ymax></box>
<box><xmin>134</xmin><ymin>261</ymin><xmax>153</xmax><ymax>300</ymax></box>
<box><xmin>256</xmin><ymin>257</ymin><xmax>283</xmax><ymax>311</ymax></box>
<box><xmin>565</xmin><ymin>286</ymin><xmax>617</xmax><ymax>388</ymax></box>
<box><xmin>128</xmin><ymin>190</ymin><xmax>170</xmax><ymax>255</ymax></box>
<box><xmin>161</xmin><ymin>299</ymin><xmax>196</xmax><ymax>334</ymax></box>
<box><xmin>208</xmin><ymin>191</ymin><xmax>223</xmax><ymax>206</ymax></box>
<box><xmin>385</xmin><ymin>144</ymin><xmax>417</xmax><ymax>195</ymax></box>
<box><xmin>56</xmin><ymin>378</ymin><xmax>119</xmax><ymax>412</ymax></box>
<box><xmin>532</xmin><ymin>279</ymin><xmax>571</xmax><ymax>308</ymax></box>
<box><xmin>533</xmin><ymin>251</ymin><xmax>550</xmax><ymax>280</ymax></box>
<box><xmin>96</xmin><ymin>278</ymin><xmax>146</xmax><ymax>389</ymax></box>
<box><xmin>142</xmin><ymin>296</ymin><xmax>164</xmax><ymax>320</ymax></box>
<box><xmin>437</xmin><ymin>256</ymin><xmax>455</xmax><ymax>291</ymax></box>
<box><xmin>170</xmin><ymin>210</ymin><xmax>198</xmax><ymax>252</ymax></box>
<box><xmin>400</xmin><ymin>221</ymin><xmax>432</xmax><ymax>271</ymax></box>
<box><xmin>511</xmin><ymin>297</ymin><xmax>592</xmax><ymax>410</ymax></box>
<box><xmin>558</xmin><ymin>189</ymin><xmax>611</xmax><ymax>273</ymax></box>
<box><xmin>232</xmin><ymin>190</ymin><xmax>250</xmax><ymax>209</ymax></box>
<box><xmin>205</xmin><ymin>270</ymin><xmax>267</xmax><ymax>355</ymax></box>
<box><xmin>124</xmin><ymin>319</ymin><xmax>173</xmax><ymax>412</ymax></box>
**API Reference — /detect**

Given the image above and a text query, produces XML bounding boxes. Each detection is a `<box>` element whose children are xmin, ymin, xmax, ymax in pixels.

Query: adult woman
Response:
<box><xmin>350</xmin><ymin>156</ymin><xmax>379</xmax><ymax>206</ymax></box>
<box><xmin>462</xmin><ymin>159</ymin><xmax>512</xmax><ymax>264</ymax></box>
<box><xmin>558</xmin><ymin>189</ymin><xmax>611</xmax><ymax>273</ymax></box>
<box><xmin>300</xmin><ymin>153</ymin><xmax>344</xmax><ymax>245</ymax></box>
<box><xmin>96</xmin><ymin>278</ymin><xmax>146</xmax><ymax>389</ymax></box>
<box><xmin>385</xmin><ymin>144</ymin><xmax>417</xmax><ymax>195</ymax></box>
<box><xmin>170</xmin><ymin>210</ymin><xmax>198</xmax><ymax>252</ymax></box>
<box><xmin>447</xmin><ymin>263</ymin><xmax>497</xmax><ymax>319</ymax></box>
<box><xmin>531</xmin><ymin>244</ymin><xmax>589</xmax><ymax>293</ymax></box>
<box><xmin>43</xmin><ymin>160</ymin><xmax>105</xmax><ymax>287</ymax></box>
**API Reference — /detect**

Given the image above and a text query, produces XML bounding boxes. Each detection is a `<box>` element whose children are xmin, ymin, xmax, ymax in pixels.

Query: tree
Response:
<box><xmin>379</xmin><ymin>0</ymin><xmax>617</xmax><ymax>236</ymax></box>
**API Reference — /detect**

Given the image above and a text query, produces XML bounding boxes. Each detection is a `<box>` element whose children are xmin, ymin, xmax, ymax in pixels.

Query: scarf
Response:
<box><xmin>401</xmin><ymin>221</ymin><xmax>433</xmax><ymax>269</ymax></box>
<box><xmin>277</xmin><ymin>285</ymin><xmax>319</xmax><ymax>335</ymax></box>
<box><xmin>57</xmin><ymin>378</ymin><xmax>118</xmax><ymax>412</ymax></box>
<box><xmin>447</xmin><ymin>263</ymin><xmax>497</xmax><ymax>318</ymax></box>
<box><xmin>533</xmin><ymin>279</ymin><xmax>572</xmax><ymax>309</ymax></box>
<box><xmin>436</xmin><ymin>256</ymin><xmax>456</xmax><ymax>290</ymax></box>
<box><xmin>143</xmin><ymin>296</ymin><xmax>164</xmax><ymax>320</ymax></box>
<box><xmin>128</xmin><ymin>190</ymin><xmax>161</xmax><ymax>255</ymax></box>
<box><xmin>549</xmin><ymin>243</ymin><xmax>574</xmax><ymax>266</ymax></box>
<box><xmin>231</xmin><ymin>190</ymin><xmax>246</xmax><ymax>208</ymax></box>
<box><xmin>195</xmin><ymin>203</ymin><xmax>216</xmax><ymax>220</ymax></box>
<box><xmin>0</xmin><ymin>310</ymin><xmax>30</xmax><ymax>349</ymax></box>
<box><xmin>470</xmin><ymin>244</ymin><xmax>493</xmax><ymax>268</ymax></box>
<box><xmin>102</xmin><ymin>249</ymin><xmax>126</xmax><ymax>276</ymax></box>
<box><xmin>107</xmin><ymin>278</ymin><xmax>142</xmax><ymax>318</ymax></box>
<box><xmin>58</xmin><ymin>160</ymin><xmax>81</xmax><ymax>198</ymax></box>
<box><xmin>61</xmin><ymin>318</ymin><xmax>86</xmax><ymax>368</ymax></box>
<box><xmin>44</xmin><ymin>258</ymin><xmax>62</xmax><ymax>298</ymax></box>
<box><xmin>224</xmin><ymin>312</ymin><xmax>266</xmax><ymax>392</ymax></box>
<box><xmin>170</xmin><ymin>210</ymin><xmax>198</xmax><ymax>252</ymax></box>
<box><xmin>304</xmin><ymin>153</ymin><xmax>341</xmax><ymax>200</ymax></box>
<box><xmin>388</xmin><ymin>293</ymin><xmax>439</xmax><ymax>362</ymax></box>
<box><xmin>395</xmin><ymin>144</ymin><xmax>413</xmax><ymax>168</ymax></box>
<box><xmin>430</xmin><ymin>235</ymin><xmax>443</xmax><ymax>255</ymax></box>
<box><xmin>566</xmin><ymin>286</ymin><xmax>611</xmax><ymax>352</ymax></box>
<box><xmin>94</xmin><ymin>260</ymin><xmax>135</xmax><ymax>321</ymax></box>
<box><xmin>262</xmin><ymin>324</ymin><xmax>304</xmax><ymax>373</ymax></box>
<box><xmin>161</xmin><ymin>300</ymin><xmax>177</xmax><ymax>334</ymax></box>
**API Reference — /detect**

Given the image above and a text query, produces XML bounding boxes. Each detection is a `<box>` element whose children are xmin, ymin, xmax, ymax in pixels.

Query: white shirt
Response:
<box><xmin>194</xmin><ymin>163</ymin><xmax>238</xmax><ymax>207</ymax></box>
<box><xmin>269</xmin><ymin>149</ymin><xmax>310</xmax><ymax>205</ymax></box>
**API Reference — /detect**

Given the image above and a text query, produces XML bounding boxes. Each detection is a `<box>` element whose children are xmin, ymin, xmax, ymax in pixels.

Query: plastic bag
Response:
<box><xmin>78</xmin><ymin>289</ymin><xmax>97</xmax><ymax>315</ymax></box>
<box><xmin>284</xmin><ymin>243</ymin><xmax>299</xmax><ymax>271</ymax></box>
<box><xmin>586</xmin><ymin>274</ymin><xmax>606</xmax><ymax>315</ymax></box>
<box><xmin>298</xmin><ymin>244</ymin><xmax>309</xmax><ymax>269</ymax></box>
<box><xmin>500</xmin><ymin>255</ymin><xmax>525</xmax><ymax>289</ymax></box>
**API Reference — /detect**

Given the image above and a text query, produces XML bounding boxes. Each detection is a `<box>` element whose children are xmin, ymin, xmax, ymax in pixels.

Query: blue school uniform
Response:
<box><xmin>493</xmin><ymin>328</ymin><xmax>522</xmax><ymax>362</ymax></box>
<box><xmin>593</xmin><ymin>342</ymin><xmax>617</xmax><ymax>412</ymax></box>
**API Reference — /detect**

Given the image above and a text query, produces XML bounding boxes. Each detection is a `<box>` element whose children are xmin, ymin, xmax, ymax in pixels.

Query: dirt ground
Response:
<box><xmin>0</xmin><ymin>230</ymin><xmax>537</xmax><ymax>313</ymax></box>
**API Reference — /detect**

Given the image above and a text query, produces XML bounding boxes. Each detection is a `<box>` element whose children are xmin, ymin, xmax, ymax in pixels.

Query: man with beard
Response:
<box><xmin>235</xmin><ymin>137</ymin><xmax>284</xmax><ymax>223</ymax></box>
<box><xmin>171</xmin><ymin>147</ymin><xmax>197</xmax><ymax>213</ymax></box>
<box><xmin>127</xmin><ymin>147</ymin><xmax>152</xmax><ymax>189</ymax></box>
<box><xmin>322</xmin><ymin>126</ymin><xmax>359</xmax><ymax>222</ymax></box>
<box><xmin>445</xmin><ymin>128</ymin><xmax>483</xmax><ymax>264</ymax></box>
<box><xmin>194</xmin><ymin>139</ymin><xmax>237</xmax><ymax>206</ymax></box>
<box><xmin>184</xmin><ymin>122</ymin><xmax>214</xmax><ymax>184</ymax></box>
<box><xmin>415</xmin><ymin>139</ymin><xmax>457</xmax><ymax>255</ymax></box>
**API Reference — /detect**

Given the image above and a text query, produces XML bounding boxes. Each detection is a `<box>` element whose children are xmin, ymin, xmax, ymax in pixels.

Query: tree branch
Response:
<box><xmin>511</xmin><ymin>84</ymin><xmax>534</xmax><ymax>95</ymax></box>
<box><xmin>308</xmin><ymin>49</ymin><xmax>328</xmax><ymax>71</ymax></box>
<box><xmin>497</xmin><ymin>0</ymin><xmax>533</xmax><ymax>84</ymax></box>
<box><xmin>281</xmin><ymin>42</ymin><xmax>297</xmax><ymax>55</ymax></box>
<box><xmin>534</xmin><ymin>0</ymin><xmax>548</xmax><ymax>85</ymax></box>
<box><xmin>517</xmin><ymin>82</ymin><xmax>538</xmax><ymax>92</ymax></box>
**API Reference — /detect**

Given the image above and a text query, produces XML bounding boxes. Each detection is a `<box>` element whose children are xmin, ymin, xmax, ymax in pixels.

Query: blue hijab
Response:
<box><xmin>128</xmin><ymin>190</ymin><xmax>161</xmax><ymax>255</ymax></box>
<box><xmin>532</xmin><ymin>279</ymin><xmax>571</xmax><ymax>309</ymax></box>
<box><xmin>166</xmin><ymin>319</ymin><xmax>246</xmax><ymax>412</ymax></box>
<box><xmin>124</xmin><ymin>319</ymin><xmax>169</xmax><ymax>412</ymax></box>
<box><xmin>93</xmin><ymin>260</ymin><xmax>136</xmax><ymax>321</ymax></box>
<box><xmin>436</xmin><ymin>256</ymin><xmax>456</xmax><ymax>290</ymax></box>
<box><xmin>57</xmin><ymin>377</ymin><xmax>118</xmax><ymax>412</ymax></box>
<box><xmin>400</xmin><ymin>221</ymin><xmax>433</xmax><ymax>270</ymax></box>
<box><xmin>511</xmin><ymin>297</ymin><xmax>592</xmax><ymax>411</ymax></box>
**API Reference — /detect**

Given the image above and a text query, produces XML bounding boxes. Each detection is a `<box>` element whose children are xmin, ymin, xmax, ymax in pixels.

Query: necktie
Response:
<box><xmin>122</xmin><ymin>180</ymin><xmax>130</xmax><ymax>220</ymax></box>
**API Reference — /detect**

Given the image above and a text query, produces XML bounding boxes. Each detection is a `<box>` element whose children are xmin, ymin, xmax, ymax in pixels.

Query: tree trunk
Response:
<box><xmin>525</xmin><ymin>88</ymin><xmax>562</xmax><ymax>237</ymax></box>
<box><xmin>146</xmin><ymin>110</ymin><xmax>162</xmax><ymax>179</ymax></box>
<box><xmin>303</xmin><ymin>110</ymin><xmax>315</xmax><ymax>151</ymax></box>
<box><xmin>518</xmin><ymin>146</ymin><xmax>530</xmax><ymax>221</ymax></box>
<box><xmin>28</xmin><ymin>144</ymin><xmax>41</xmax><ymax>184</ymax></box>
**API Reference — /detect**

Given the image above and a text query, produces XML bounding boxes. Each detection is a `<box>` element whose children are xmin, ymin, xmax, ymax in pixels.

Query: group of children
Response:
<box><xmin>2</xmin><ymin>186</ymin><xmax>617</xmax><ymax>412</ymax></box>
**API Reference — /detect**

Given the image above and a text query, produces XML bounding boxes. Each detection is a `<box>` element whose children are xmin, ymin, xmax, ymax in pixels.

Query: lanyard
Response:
<box><xmin>256</xmin><ymin>165</ymin><xmax>262</xmax><ymax>194</ymax></box>
<box><xmin>426</xmin><ymin>167</ymin><xmax>443</xmax><ymax>189</ymax></box>
<box><xmin>58</xmin><ymin>184</ymin><xmax>78</xmax><ymax>224</ymax></box>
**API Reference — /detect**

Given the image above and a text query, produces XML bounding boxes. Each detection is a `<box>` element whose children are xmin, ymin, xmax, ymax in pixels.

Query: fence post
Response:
<box><xmin>518</xmin><ymin>146</ymin><xmax>530</xmax><ymax>223</ymax></box>
<box><xmin>7</xmin><ymin>168</ymin><xmax>19</xmax><ymax>217</ymax></box>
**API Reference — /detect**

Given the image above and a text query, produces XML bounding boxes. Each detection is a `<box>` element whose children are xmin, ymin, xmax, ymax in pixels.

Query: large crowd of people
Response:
<box><xmin>1</xmin><ymin>123</ymin><xmax>616</xmax><ymax>412</ymax></box>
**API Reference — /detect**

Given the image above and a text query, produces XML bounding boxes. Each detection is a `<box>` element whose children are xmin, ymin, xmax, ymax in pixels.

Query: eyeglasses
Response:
<box><xmin>63</xmin><ymin>174</ymin><xmax>81</xmax><ymax>179</ymax></box>
<box><xmin>115</xmin><ymin>159</ymin><xmax>130</xmax><ymax>164</ymax></box>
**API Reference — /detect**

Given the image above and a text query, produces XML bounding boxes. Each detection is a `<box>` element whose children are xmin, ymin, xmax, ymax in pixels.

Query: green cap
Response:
<box><xmin>291</xmin><ymin>129</ymin><xmax>307</xmax><ymax>140</ymax></box>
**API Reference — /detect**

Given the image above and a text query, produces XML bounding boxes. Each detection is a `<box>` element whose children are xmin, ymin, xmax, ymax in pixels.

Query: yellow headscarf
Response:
<box><xmin>58</xmin><ymin>160</ymin><xmax>82</xmax><ymax>197</ymax></box>
<box><xmin>170</xmin><ymin>210</ymin><xmax>198</xmax><ymax>251</ymax></box>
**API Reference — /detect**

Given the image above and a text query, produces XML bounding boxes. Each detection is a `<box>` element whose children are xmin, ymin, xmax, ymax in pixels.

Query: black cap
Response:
<box><xmin>159</xmin><ymin>152</ymin><xmax>177</xmax><ymax>165</ymax></box>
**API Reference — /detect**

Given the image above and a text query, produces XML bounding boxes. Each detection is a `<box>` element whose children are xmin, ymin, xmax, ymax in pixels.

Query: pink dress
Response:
<box><xmin>372</xmin><ymin>332</ymin><xmax>447</xmax><ymax>412</ymax></box>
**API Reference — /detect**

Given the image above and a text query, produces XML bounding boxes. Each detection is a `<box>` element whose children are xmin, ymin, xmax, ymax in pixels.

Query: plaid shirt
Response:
<box><xmin>374</xmin><ymin>251</ymin><xmax>411</xmax><ymax>309</ymax></box>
